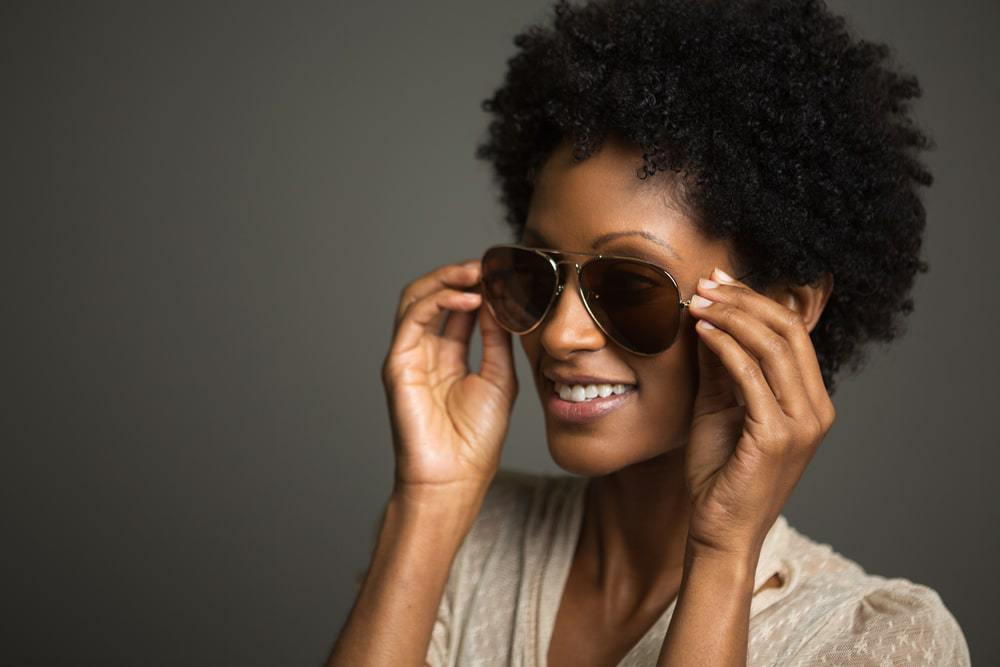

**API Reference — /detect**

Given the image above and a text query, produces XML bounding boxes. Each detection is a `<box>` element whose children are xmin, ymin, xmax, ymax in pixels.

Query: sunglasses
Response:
<box><xmin>476</xmin><ymin>244</ymin><xmax>753</xmax><ymax>356</ymax></box>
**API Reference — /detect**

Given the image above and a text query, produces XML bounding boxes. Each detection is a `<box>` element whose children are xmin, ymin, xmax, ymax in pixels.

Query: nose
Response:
<box><xmin>538</xmin><ymin>262</ymin><xmax>608</xmax><ymax>358</ymax></box>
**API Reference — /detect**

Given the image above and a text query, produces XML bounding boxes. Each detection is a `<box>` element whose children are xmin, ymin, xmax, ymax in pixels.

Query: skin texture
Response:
<box><xmin>329</xmin><ymin>131</ymin><xmax>834</xmax><ymax>666</ymax></box>
<box><xmin>518</xmin><ymin>133</ymin><xmax>835</xmax><ymax>666</ymax></box>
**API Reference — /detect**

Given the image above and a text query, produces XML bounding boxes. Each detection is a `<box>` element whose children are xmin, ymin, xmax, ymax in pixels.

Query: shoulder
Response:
<box><xmin>444</xmin><ymin>467</ymin><xmax>585</xmax><ymax>589</ymax></box>
<box><xmin>352</xmin><ymin>469</ymin><xmax>563</xmax><ymax>594</ymax></box>
<box><xmin>478</xmin><ymin>467</ymin><xmax>550</xmax><ymax>522</ymax></box>
<box><xmin>776</xmin><ymin>523</ymin><xmax>970</xmax><ymax>665</ymax></box>
<box><xmin>461</xmin><ymin>467</ymin><xmax>576</xmax><ymax>555</ymax></box>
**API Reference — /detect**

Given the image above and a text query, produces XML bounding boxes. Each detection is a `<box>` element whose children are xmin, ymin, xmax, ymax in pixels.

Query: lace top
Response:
<box><xmin>362</xmin><ymin>468</ymin><xmax>970</xmax><ymax>665</ymax></box>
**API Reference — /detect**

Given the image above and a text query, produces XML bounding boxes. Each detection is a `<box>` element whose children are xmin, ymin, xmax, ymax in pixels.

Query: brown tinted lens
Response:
<box><xmin>580</xmin><ymin>258</ymin><xmax>681</xmax><ymax>354</ymax></box>
<box><xmin>481</xmin><ymin>246</ymin><xmax>558</xmax><ymax>333</ymax></box>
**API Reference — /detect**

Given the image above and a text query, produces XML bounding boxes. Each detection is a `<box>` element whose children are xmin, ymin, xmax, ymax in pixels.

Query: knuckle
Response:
<box><xmin>714</xmin><ymin>303</ymin><xmax>736</xmax><ymax>328</ymax></box>
<box><xmin>381</xmin><ymin>356</ymin><xmax>397</xmax><ymax>385</ymax></box>
<box><xmin>764</xmin><ymin>331</ymin><xmax>789</xmax><ymax>358</ymax></box>
<box><xmin>710</xmin><ymin>302</ymin><xmax>739</xmax><ymax>331</ymax></box>
<box><xmin>820</xmin><ymin>401</ymin><xmax>837</xmax><ymax>429</ymax></box>
<box><xmin>739</xmin><ymin>359</ymin><xmax>762</xmax><ymax>382</ymax></box>
<box><xmin>399</xmin><ymin>293</ymin><xmax>420</xmax><ymax>318</ymax></box>
<box><xmin>782</xmin><ymin>309</ymin><xmax>807</xmax><ymax>334</ymax></box>
<box><xmin>382</xmin><ymin>353</ymin><xmax>414</xmax><ymax>389</ymax></box>
<box><xmin>728</xmin><ymin>286</ymin><xmax>748</xmax><ymax>307</ymax></box>
<box><xmin>398</xmin><ymin>283</ymin><xmax>416</xmax><ymax>308</ymax></box>
<box><xmin>805</xmin><ymin>416</ymin><xmax>824</xmax><ymax>441</ymax></box>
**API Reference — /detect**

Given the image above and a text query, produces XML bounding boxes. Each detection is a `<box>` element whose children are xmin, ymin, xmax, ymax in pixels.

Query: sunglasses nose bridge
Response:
<box><xmin>543</xmin><ymin>257</ymin><xmax>602</xmax><ymax>337</ymax></box>
<box><xmin>550</xmin><ymin>258</ymin><xmax>584</xmax><ymax>296</ymax></box>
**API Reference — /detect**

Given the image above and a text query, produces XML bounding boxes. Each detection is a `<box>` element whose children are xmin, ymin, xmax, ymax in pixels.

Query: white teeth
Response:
<box><xmin>554</xmin><ymin>382</ymin><xmax>634</xmax><ymax>402</ymax></box>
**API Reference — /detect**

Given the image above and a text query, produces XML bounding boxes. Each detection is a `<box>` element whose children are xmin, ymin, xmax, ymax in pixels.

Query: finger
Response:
<box><xmin>691</xmin><ymin>279</ymin><xmax>812</xmax><ymax>421</ymax></box>
<box><xmin>441</xmin><ymin>299</ymin><xmax>479</xmax><ymax>341</ymax></box>
<box><xmin>437</xmin><ymin>298</ymin><xmax>480</xmax><ymax>372</ymax></box>
<box><xmin>390</xmin><ymin>287</ymin><xmax>482</xmax><ymax>360</ymax></box>
<box><xmin>710</xmin><ymin>268</ymin><xmax>831</xmax><ymax>412</ymax></box>
<box><xmin>694</xmin><ymin>318</ymin><xmax>784</xmax><ymax>429</ymax></box>
<box><xmin>693</xmin><ymin>326</ymin><xmax>738</xmax><ymax>415</ymax></box>
<box><xmin>395</xmin><ymin>260</ymin><xmax>481</xmax><ymax>333</ymax></box>
<box><xmin>691</xmin><ymin>296</ymin><xmax>810</xmax><ymax>420</ymax></box>
<box><xmin>477</xmin><ymin>296</ymin><xmax>516</xmax><ymax>396</ymax></box>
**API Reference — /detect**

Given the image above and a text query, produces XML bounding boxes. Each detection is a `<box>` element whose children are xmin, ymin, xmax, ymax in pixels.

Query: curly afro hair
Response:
<box><xmin>474</xmin><ymin>0</ymin><xmax>934</xmax><ymax>396</ymax></box>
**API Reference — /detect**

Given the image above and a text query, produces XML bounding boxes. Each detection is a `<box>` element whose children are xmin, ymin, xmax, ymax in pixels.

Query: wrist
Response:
<box><xmin>658</xmin><ymin>539</ymin><xmax>758</xmax><ymax>666</ymax></box>
<box><xmin>389</xmin><ymin>479</ymin><xmax>489</xmax><ymax>534</ymax></box>
<box><xmin>393</xmin><ymin>475</ymin><xmax>490</xmax><ymax>504</ymax></box>
<box><xmin>683</xmin><ymin>537</ymin><xmax>760</xmax><ymax>588</ymax></box>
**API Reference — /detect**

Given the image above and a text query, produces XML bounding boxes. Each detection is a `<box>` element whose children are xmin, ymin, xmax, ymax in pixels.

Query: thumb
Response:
<box><xmin>478</xmin><ymin>300</ymin><xmax>517</xmax><ymax>396</ymax></box>
<box><xmin>693</xmin><ymin>329</ymin><xmax>739</xmax><ymax>416</ymax></box>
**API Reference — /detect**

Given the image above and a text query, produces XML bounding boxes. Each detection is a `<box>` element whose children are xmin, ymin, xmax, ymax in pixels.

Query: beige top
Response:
<box><xmin>403</xmin><ymin>468</ymin><xmax>971</xmax><ymax>666</ymax></box>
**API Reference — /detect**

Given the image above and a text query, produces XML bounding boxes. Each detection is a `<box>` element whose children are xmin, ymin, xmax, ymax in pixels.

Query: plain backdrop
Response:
<box><xmin>3</xmin><ymin>1</ymin><xmax>998</xmax><ymax>665</ymax></box>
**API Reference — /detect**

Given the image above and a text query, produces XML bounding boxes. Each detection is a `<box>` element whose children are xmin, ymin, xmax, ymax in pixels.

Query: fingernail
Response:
<box><xmin>697</xmin><ymin>319</ymin><xmax>716</xmax><ymax>330</ymax></box>
<box><xmin>464</xmin><ymin>260</ymin><xmax>480</xmax><ymax>268</ymax></box>
<box><xmin>712</xmin><ymin>267</ymin><xmax>736</xmax><ymax>283</ymax></box>
<box><xmin>698</xmin><ymin>277</ymin><xmax>718</xmax><ymax>290</ymax></box>
<box><xmin>691</xmin><ymin>294</ymin><xmax>713</xmax><ymax>309</ymax></box>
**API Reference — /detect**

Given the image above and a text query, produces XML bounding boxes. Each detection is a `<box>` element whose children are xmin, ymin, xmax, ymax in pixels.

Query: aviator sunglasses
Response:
<box><xmin>475</xmin><ymin>244</ymin><xmax>754</xmax><ymax>356</ymax></box>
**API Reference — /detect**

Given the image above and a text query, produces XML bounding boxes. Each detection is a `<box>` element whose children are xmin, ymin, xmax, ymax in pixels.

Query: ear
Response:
<box><xmin>765</xmin><ymin>272</ymin><xmax>834</xmax><ymax>334</ymax></box>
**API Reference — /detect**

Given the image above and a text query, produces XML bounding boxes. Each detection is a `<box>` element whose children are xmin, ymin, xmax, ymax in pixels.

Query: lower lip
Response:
<box><xmin>545</xmin><ymin>381</ymin><xmax>637</xmax><ymax>423</ymax></box>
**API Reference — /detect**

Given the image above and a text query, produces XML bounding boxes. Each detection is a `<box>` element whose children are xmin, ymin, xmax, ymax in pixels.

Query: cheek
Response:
<box><xmin>519</xmin><ymin>331</ymin><xmax>540</xmax><ymax>366</ymax></box>
<box><xmin>635</xmin><ymin>325</ymin><xmax>701</xmax><ymax>421</ymax></box>
<box><xmin>520</xmin><ymin>333</ymin><xmax>544</xmax><ymax>391</ymax></box>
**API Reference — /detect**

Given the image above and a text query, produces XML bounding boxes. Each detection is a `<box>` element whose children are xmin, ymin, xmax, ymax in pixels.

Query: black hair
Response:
<box><xmin>474</xmin><ymin>0</ymin><xmax>934</xmax><ymax>395</ymax></box>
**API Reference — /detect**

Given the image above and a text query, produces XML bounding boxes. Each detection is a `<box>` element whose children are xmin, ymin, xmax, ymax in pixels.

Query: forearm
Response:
<box><xmin>655</xmin><ymin>541</ymin><xmax>759</xmax><ymax>666</ymax></box>
<box><xmin>327</xmin><ymin>483</ymin><xmax>487</xmax><ymax>667</ymax></box>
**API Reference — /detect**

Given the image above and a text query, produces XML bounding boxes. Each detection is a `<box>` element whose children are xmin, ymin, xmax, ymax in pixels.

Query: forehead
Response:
<box><xmin>524</xmin><ymin>135</ymin><xmax>700</xmax><ymax>262</ymax></box>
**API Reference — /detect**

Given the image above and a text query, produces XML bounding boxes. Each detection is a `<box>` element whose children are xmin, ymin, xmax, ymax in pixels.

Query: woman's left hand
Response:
<box><xmin>683</xmin><ymin>267</ymin><xmax>836</xmax><ymax>559</ymax></box>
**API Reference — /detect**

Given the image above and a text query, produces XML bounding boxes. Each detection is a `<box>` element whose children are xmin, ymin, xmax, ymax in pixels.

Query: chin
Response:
<box><xmin>543</xmin><ymin>425</ymin><xmax>666</xmax><ymax>477</ymax></box>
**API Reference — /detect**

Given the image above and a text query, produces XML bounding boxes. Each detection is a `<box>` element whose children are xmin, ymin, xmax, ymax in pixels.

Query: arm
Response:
<box><xmin>655</xmin><ymin>541</ymin><xmax>759</xmax><ymax>666</ymax></box>
<box><xmin>338</xmin><ymin>256</ymin><xmax>515</xmax><ymax>664</ymax></box>
<box><xmin>663</xmin><ymin>268</ymin><xmax>836</xmax><ymax>665</ymax></box>
<box><xmin>326</xmin><ymin>483</ymin><xmax>486</xmax><ymax>667</ymax></box>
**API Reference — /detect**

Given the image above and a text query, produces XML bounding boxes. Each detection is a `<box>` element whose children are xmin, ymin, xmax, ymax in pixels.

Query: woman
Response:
<box><xmin>330</xmin><ymin>0</ymin><xmax>970</xmax><ymax>664</ymax></box>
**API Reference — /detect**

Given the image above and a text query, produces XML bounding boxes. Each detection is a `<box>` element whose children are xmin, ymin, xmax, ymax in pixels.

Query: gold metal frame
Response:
<box><xmin>477</xmin><ymin>243</ymin><xmax>753</xmax><ymax>356</ymax></box>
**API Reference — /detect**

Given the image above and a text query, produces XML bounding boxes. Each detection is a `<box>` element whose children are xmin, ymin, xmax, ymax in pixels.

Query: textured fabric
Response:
<box><xmin>410</xmin><ymin>467</ymin><xmax>970</xmax><ymax>666</ymax></box>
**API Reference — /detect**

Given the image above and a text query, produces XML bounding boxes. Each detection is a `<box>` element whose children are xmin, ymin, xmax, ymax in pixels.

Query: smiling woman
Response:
<box><xmin>327</xmin><ymin>1</ymin><xmax>970</xmax><ymax>666</ymax></box>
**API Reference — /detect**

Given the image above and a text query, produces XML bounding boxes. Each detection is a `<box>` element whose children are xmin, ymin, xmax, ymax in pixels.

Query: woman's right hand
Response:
<box><xmin>381</xmin><ymin>258</ymin><xmax>518</xmax><ymax>497</ymax></box>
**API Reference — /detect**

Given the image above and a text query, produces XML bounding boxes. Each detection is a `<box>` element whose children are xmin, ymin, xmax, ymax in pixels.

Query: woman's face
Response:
<box><xmin>520</xmin><ymin>134</ymin><xmax>742</xmax><ymax>476</ymax></box>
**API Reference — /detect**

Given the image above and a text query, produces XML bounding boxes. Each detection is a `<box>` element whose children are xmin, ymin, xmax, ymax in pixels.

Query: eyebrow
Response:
<box><xmin>520</xmin><ymin>228</ymin><xmax>683</xmax><ymax>261</ymax></box>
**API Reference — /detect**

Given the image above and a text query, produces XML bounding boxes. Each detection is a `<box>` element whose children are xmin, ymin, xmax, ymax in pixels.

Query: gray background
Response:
<box><xmin>3</xmin><ymin>1</ymin><xmax>997</xmax><ymax>665</ymax></box>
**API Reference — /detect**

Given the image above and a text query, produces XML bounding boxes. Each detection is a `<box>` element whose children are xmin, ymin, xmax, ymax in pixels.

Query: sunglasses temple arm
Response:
<box><xmin>681</xmin><ymin>269</ymin><xmax>753</xmax><ymax>307</ymax></box>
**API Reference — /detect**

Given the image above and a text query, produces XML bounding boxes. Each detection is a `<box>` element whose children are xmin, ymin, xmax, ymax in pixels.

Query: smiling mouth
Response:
<box><xmin>549</xmin><ymin>378</ymin><xmax>638</xmax><ymax>402</ymax></box>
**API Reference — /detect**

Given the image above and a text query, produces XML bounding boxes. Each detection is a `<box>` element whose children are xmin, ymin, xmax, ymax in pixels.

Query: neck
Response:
<box><xmin>577</xmin><ymin>447</ymin><xmax>692</xmax><ymax>618</ymax></box>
